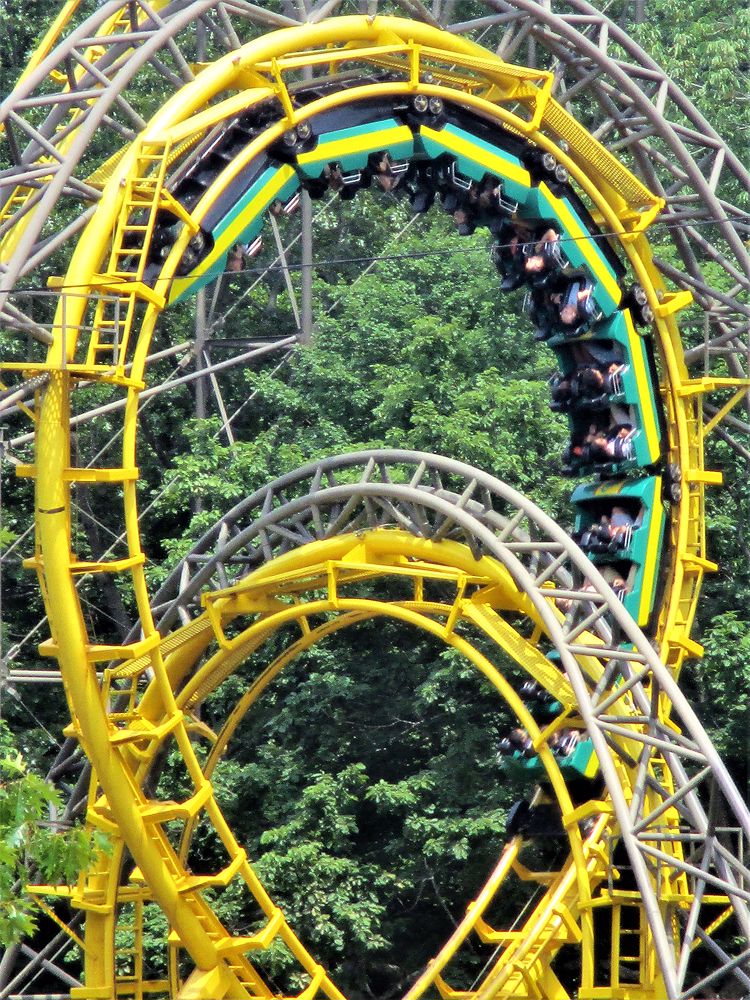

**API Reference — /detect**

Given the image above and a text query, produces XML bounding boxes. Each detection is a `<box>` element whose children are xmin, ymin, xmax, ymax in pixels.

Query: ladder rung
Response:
<box><xmin>27</xmin><ymin>883</ymin><xmax>105</xmax><ymax>909</ymax></box>
<box><xmin>23</xmin><ymin>553</ymin><xmax>145</xmax><ymax>575</ymax></box>
<box><xmin>139</xmin><ymin>782</ymin><xmax>213</xmax><ymax>823</ymax></box>
<box><xmin>39</xmin><ymin>630</ymin><xmax>161</xmax><ymax>663</ymax></box>
<box><xmin>89</xmin><ymin>275</ymin><xmax>166</xmax><ymax>309</ymax></box>
<box><xmin>17</xmin><ymin>465</ymin><xmax>138</xmax><ymax>482</ymax></box>
<box><xmin>108</xmin><ymin>711</ymin><xmax>183</xmax><ymax>746</ymax></box>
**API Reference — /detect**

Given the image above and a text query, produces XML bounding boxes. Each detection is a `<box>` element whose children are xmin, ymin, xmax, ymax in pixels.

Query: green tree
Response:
<box><xmin>0</xmin><ymin>723</ymin><xmax>109</xmax><ymax>945</ymax></box>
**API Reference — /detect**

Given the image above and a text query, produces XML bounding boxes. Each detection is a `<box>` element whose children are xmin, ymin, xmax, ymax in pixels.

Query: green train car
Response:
<box><xmin>570</xmin><ymin>476</ymin><xmax>667</xmax><ymax>626</ymax></box>
<box><xmin>500</xmin><ymin>738</ymin><xmax>599</xmax><ymax>782</ymax></box>
<box><xmin>158</xmin><ymin>94</ymin><xmax>625</xmax><ymax>320</ymax></box>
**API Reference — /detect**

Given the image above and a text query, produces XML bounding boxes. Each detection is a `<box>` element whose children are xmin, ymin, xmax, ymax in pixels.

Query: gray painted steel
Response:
<box><xmin>147</xmin><ymin>448</ymin><xmax>750</xmax><ymax>999</ymax></box>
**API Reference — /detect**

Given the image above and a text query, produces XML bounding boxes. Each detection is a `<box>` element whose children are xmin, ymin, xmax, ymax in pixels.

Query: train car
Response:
<box><xmin>168</xmin><ymin>157</ymin><xmax>300</xmax><ymax>304</ymax></box>
<box><xmin>518</xmin><ymin>183</ymin><xmax>622</xmax><ymax>316</ymax></box>
<box><xmin>500</xmin><ymin>738</ymin><xmax>599</xmax><ymax>781</ymax></box>
<box><xmin>416</xmin><ymin>120</ymin><xmax>532</xmax><ymax>204</ymax></box>
<box><xmin>416</xmin><ymin>119</ymin><xmax>622</xmax><ymax>315</ymax></box>
<box><xmin>167</xmin><ymin>99</ymin><xmax>420</xmax><ymax>303</ymax></box>
<box><xmin>296</xmin><ymin>117</ymin><xmax>414</xmax><ymax>178</ymax></box>
<box><xmin>554</xmin><ymin>310</ymin><xmax>662</xmax><ymax>472</ymax></box>
<box><xmin>160</xmin><ymin>87</ymin><xmax>626</xmax><ymax>321</ymax></box>
<box><xmin>570</xmin><ymin>475</ymin><xmax>667</xmax><ymax>626</ymax></box>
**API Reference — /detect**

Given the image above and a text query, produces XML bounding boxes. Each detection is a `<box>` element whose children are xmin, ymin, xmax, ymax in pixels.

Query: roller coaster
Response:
<box><xmin>0</xmin><ymin>2</ymin><xmax>749</xmax><ymax>998</ymax></box>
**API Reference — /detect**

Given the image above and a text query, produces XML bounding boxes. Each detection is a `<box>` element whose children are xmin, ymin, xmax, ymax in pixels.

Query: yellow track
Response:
<box><xmin>2</xmin><ymin>13</ymin><xmax>743</xmax><ymax>1000</ymax></box>
<box><xmin>0</xmin><ymin>0</ymin><xmax>172</xmax><ymax>261</ymax></box>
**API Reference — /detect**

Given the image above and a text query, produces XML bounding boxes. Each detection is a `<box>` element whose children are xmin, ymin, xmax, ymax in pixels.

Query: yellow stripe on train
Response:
<box><xmin>639</xmin><ymin>483</ymin><xmax>665</xmax><ymax>623</ymax></box>
<box><xmin>297</xmin><ymin>124</ymin><xmax>414</xmax><ymax>170</ymax></box>
<box><xmin>169</xmin><ymin>163</ymin><xmax>298</xmax><ymax>303</ymax></box>
<box><xmin>419</xmin><ymin>123</ymin><xmax>532</xmax><ymax>191</ymax></box>
<box><xmin>536</xmin><ymin>182</ymin><xmax>622</xmax><ymax>310</ymax></box>
<box><xmin>622</xmin><ymin>309</ymin><xmax>661</xmax><ymax>461</ymax></box>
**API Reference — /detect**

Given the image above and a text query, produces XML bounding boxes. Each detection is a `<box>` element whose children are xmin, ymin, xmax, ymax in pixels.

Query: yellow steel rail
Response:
<box><xmin>25</xmin><ymin>16</ymin><xmax>714</xmax><ymax>676</ymax></box>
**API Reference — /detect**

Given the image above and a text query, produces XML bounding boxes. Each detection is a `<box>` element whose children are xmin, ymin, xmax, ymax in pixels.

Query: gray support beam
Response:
<box><xmin>9</xmin><ymin>337</ymin><xmax>297</xmax><ymax>448</ymax></box>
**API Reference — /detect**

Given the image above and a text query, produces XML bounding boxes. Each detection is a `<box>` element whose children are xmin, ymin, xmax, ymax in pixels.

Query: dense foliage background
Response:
<box><xmin>0</xmin><ymin>0</ymin><xmax>748</xmax><ymax>994</ymax></box>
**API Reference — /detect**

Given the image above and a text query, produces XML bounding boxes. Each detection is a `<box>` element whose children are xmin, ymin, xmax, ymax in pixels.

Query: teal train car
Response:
<box><xmin>499</xmin><ymin>738</ymin><xmax>599</xmax><ymax>781</ymax></box>
<box><xmin>570</xmin><ymin>476</ymin><xmax>667</xmax><ymax>626</ymax></box>
<box><xmin>168</xmin><ymin>159</ymin><xmax>300</xmax><ymax>304</ymax></box>
<box><xmin>554</xmin><ymin>309</ymin><xmax>662</xmax><ymax>473</ymax></box>
<box><xmin>296</xmin><ymin>118</ymin><xmax>415</xmax><ymax>178</ymax></box>
<box><xmin>416</xmin><ymin>121</ymin><xmax>622</xmax><ymax>315</ymax></box>
<box><xmin>157</xmin><ymin>94</ymin><xmax>627</xmax><ymax>325</ymax></box>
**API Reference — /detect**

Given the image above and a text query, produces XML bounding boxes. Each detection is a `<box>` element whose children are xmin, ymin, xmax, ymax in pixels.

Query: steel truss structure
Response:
<box><xmin>0</xmin><ymin>3</ymin><xmax>748</xmax><ymax>1000</ymax></box>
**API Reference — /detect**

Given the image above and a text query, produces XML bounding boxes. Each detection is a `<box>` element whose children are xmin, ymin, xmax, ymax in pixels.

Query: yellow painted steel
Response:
<box><xmin>25</xmin><ymin>14</ymin><xmax>711</xmax><ymax>672</ymax></box>
<box><xmin>0</xmin><ymin>0</ymin><xmax>172</xmax><ymax>262</ymax></box>
<box><xmin>5</xmin><ymin>11</ymin><xmax>742</xmax><ymax>999</ymax></box>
